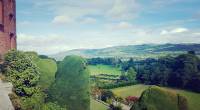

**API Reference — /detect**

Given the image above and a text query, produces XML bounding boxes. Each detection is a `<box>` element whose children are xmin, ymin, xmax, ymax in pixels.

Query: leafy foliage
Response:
<box><xmin>48</xmin><ymin>55</ymin><xmax>90</xmax><ymax>110</ymax></box>
<box><xmin>126</xmin><ymin>67</ymin><xmax>137</xmax><ymax>81</ymax></box>
<box><xmin>35</xmin><ymin>58</ymin><xmax>57</xmax><ymax>90</ymax></box>
<box><xmin>4</xmin><ymin>50</ymin><xmax>40</xmax><ymax>97</ymax></box>
<box><xmin>42</xmin><ymin>102</ymin><xmax>67</xmax><ymax>110</ymax></box>
<box><xmin>88</xmin><ymin>57</ymin><xmax>122</xmax><ymax>67</ymax></box>
<box><xmin>132</xmin><ymin>52</ymin><xmax>200</xmax><ymax>92</ymax></box>
<box><xmin>3</xmin><ymin>50</ymin><xmax>45</xmax><ymax>110</ymax></box>
<box><xmin>131</xmin><ymin>86</ymin><xmax>189</xmax><ymax>110</ymax></box>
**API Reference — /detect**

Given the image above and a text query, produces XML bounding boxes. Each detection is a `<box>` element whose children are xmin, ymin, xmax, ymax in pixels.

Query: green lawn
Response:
<box><xmin>88</xmin><ymin>64</ymin><xmax>121</xmax><ymax>75</ymax></box>
<box><xmin>111</xmin><ymin>84</ymin><xmax>149</xmax><ymax>98</ymax></box>
<box><xmin>112</xmin><ymin>84</ymin><xmax>200</xmax><ymax>110</ymax></box>
<box><xmin>90</xmin><ymin>99</ymin><xmax>108</xmax><ymax>110</ymax></box>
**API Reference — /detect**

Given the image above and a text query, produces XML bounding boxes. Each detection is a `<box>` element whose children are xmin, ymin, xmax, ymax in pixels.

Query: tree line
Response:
<box><xmin>125</xmin><ymin>51</ymin><xmax>200</xmax><ymax>92</ymax></box>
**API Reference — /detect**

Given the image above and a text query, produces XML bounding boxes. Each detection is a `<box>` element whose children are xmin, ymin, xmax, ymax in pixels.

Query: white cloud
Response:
<box><xmin>106</xmin><ymin>21</ymin><xmax>133</xmax><ymax>30</ymax></box>
<box><xmin>160</xmin><ymin>27</ymin><xmax>189</xmax><ymax>35</ymax></box>
<box><xmin>160</xmin><ymin>30</ymin><xmax>168</xmax><ymax>35</ymax></box>
<box><xmin>16</xmin><ymin>0</ymin><xmax>200</xmax><ymax>55</ymax></box>
<box><xmin>17</xmin><ymin>33</ymin><xmax>71</xmax><ymax>54</ymax></box>
<box><xmin>171</xmin><ymin>28</ymin><xmax>188</xmax><ymax>33</ymax></box>
<box><xmin>159</xmin><ymin>28</ymin><xmax>200</xmax><ymax>44</ymax></box>
<box><xmin>118</xmin><ymin>22</ymin><xmax>133</xmax><ymax>29</ymax></box>
<box><xmin>17</xmin><ymin>26</ymin><xmax>200</xmax><ymax>55</ymax></box>
<box><xmin>52</xmin><ymin>15</ymin><xmax>74</xmax><ymax>24</ymax></box>
<box><xmin>31</xmin><ymin>0</ymin><xmax>140</xmax><ymax>22</ymax></box>
<box><xmin>193</xmin><ymin>32</ymin><xmax>200</xmax><ymax>36</ymax></box>
<box><xmin>106</xmin><ymin>0</ymin><xmax>140</xmax><ymax>20</ymax></box>
<box><xmin>81</xmin><ymin>17</ymin><xmax>97</xmax><ymax>24</ymax></box>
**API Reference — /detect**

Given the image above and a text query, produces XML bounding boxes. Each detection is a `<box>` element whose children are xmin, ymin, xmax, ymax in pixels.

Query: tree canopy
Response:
<box><xmin>133</xmin><ymin>53</ymin><xmax>200</xmax><ymax>92</ymax></box>
<box><xmin>48</xmin><ymin>55</ymin><xmax>90</xmax><ymax>110</ymax></box>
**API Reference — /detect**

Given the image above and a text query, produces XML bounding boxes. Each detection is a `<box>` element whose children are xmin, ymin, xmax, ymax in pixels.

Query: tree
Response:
<box><xmin>101</xmin><ymin>90</ymin><xmax>114</xmax><ymax>102</ymax></box>
<box><xmin>188</xmin><ymin>51</ymin><xmax>196</xmax><ymax>55</ymax></box>
<box><xmin>48</xmin><ymin>56</ymin><xmax>90</xmax><ymax>110</ymax></box>
<box><xmin>168</xmin><ymin>54</ymin><xmax>200</xmax><ymax>88</ymax></box>
<box><xmin>134</xmin><ymin>53</ymin><xmax>200</xmax><ymax>92</ymax></box>
<box><xmin>126</xmin><ymin>67</ymin><xmax>137</xmax><ymax>81</ymax></box>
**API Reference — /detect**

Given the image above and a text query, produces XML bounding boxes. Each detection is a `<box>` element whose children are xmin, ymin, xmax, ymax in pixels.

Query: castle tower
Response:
<box><xmin>0</xmin><ymin>0</ymin><xmax>16</xmax><ymax>57</ymax></box>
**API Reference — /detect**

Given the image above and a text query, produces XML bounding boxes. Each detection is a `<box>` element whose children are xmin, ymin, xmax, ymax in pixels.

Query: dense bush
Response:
<box><xmin>4</xmin><ymin>50</ymin><xmax>40</xmax><ymax>96</ymax></box>
<box><xmin>42</xmin><ymin>102</ymin><xmax>67</xmax><ymax>110</ymax></box>
<box><xmin>3</xmin><ymin>50</ymin><xmax>44</xmax><ymax>110</ymax></box>
<box><xmin>48</xmin><ymin>55</ymin><xmax>90</xmax><ymax>110</ymax></box>
<box><xmin>131</xmin><ymin>86</ymin><xmax>189</xmax><ymax>110</ymax></box>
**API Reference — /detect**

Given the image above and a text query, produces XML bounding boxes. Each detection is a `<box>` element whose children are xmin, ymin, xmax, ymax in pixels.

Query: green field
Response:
<box><xmin>90</xmin><ymin>99</ymin><xmax>108</xmax><ymax>110</ymax></box>
<box><xmin>112</xmin><ymin>84</ymin><xmax>150</xmax><ymax>97</ymax></box>
<box><xmin>167</xmin><ymin>88</ymin><xmax>200</xmax><ymax>110</ymax></box>
<box><xmin>112</xmin><ymin>84</ymin><xmax>200</xmax><ymax>110</ymax></box>
<box><xmin>88</xmin><ymin>64</ymin><xmax>121</xmax><ymax>75</ymax></box>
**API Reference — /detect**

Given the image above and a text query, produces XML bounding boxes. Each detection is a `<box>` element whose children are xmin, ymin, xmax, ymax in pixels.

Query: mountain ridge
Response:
<box><xmin>51</xmin><ymin>43</ymin><xmax>200</xmax><ymax>60</ymax></box>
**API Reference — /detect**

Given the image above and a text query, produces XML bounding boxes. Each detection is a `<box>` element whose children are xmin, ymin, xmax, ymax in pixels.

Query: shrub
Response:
<box><xmin>3</xmin><ymin>50</ymin><xmax>40</xmax><ymax>96</ymax></box>
<box><xmin>48</xmin><ymin>56</ymin><xmax>90</xmax><ymax>110</ymax></box>
<box><xmin>42</xmin><ymin>102</ymin><xmax>67</xmax><ymax>110</ymax></box>
<box><xmin>131</xmin><ymin>86</ymin><xmax>189</xmax><ymax>110</ymax></box>
<box><xmin>3</xmin><ymin>50</ymin><xmax>44</xmax><ymax>110</ymax></box>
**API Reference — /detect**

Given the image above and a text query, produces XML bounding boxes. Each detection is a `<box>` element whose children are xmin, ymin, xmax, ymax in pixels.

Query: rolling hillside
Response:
<box><xmin>51</xmin><ymin>44</ymin><xmax>200</xmax><ymax>60</ymax></box>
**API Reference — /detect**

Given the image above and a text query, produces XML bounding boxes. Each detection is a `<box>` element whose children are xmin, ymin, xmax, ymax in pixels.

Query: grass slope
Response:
<box><xmin>90</xmin><ymin>99</ymin><xmax>108</xmax><ymax>110</ymax></box>
<box><xmin>112</xmin><ymin>84</ymin><xmax>149</xmax><ymax>97</ymax></box>
<box><xmin>35</xmin><ymin>59</ymin><xmax>57</xmax><ymax>90</ymax></box>
<box><xmin>112</xmin><ymin>84</ymin><xmax>200</xmax><ymax>110</ymax></box>
<box><xmin>88</xmin><ymin>64</ymin><xmax>121</xmax><ymax>75</ymax></box>
<box><xmin>167</xmin><ymin>88</ymin><xmax>200</xmax><ymax>110</ymax></box>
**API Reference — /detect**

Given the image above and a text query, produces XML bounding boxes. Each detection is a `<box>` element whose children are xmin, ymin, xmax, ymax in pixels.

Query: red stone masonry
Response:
<box><xmin>0</xmin><ymin>0</ymin><xmax>16</xmax><ymax>57</ymax></box>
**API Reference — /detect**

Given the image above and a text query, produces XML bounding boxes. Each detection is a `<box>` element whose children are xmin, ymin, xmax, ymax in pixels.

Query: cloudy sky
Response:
<box><xmin>16</xmin><ymin>0</ymin><xmax>200</xmax><ymax>54</ymax></box>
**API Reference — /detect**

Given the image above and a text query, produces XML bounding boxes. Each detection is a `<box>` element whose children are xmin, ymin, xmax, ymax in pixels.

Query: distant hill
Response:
<box><xmin>51</xmin><ymin>44</ymin><xmax>200</xmax><ymax>60</ymax></box>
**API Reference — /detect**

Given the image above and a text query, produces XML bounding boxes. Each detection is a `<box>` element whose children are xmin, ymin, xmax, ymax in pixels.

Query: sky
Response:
<box><xmin>16</xmin><ymin>0</ymin><xmax>200</xmax><ymax>54</ymax></box>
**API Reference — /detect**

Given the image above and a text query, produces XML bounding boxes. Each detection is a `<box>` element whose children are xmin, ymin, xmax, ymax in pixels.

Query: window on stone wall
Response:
<box><xmin>0</xmin><ymin>0</ymin><xmax>3</xmax><ymax>24</ymax></box>
<box><xmin>0</xmin><ymin>0</ymin><xmax>3</xmax><ymax>32</ymax></box>
<box><xmin>9</xmin><ymin>13</ymin><xmax>14</xmax><ymax>20</ymax></box>
<box><xmin>0</xmin><ymin>24</ymin><xmax>3</xmax><ymax>32</ymax></box>
<box><xmin>10</xmin><ymin>32</ymin><xmax>14</xmax><ymax>37</ymax></box>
